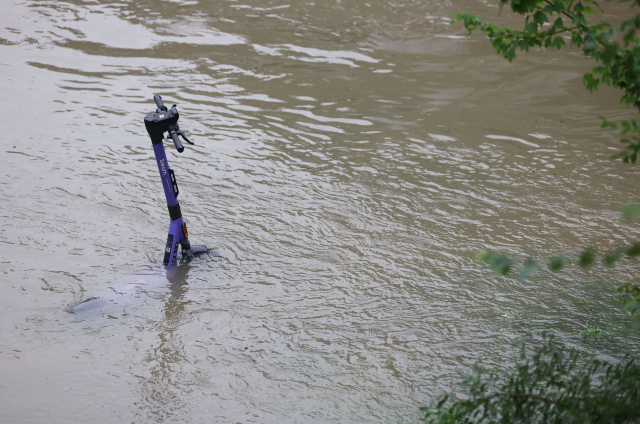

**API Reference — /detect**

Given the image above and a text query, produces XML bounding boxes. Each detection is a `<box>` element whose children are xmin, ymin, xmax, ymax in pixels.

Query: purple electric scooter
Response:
<box><xmin>144</xmin><ymin>94</ymin><xmax>210</xmax><ymax>265</ymax></box>
<box><xmin>68</xmin><ymin>95</ymin><xmax>212</xmax><ymax>316</ymax></box>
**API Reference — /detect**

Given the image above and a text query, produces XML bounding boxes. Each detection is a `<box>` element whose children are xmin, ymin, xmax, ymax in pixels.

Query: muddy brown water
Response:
<box><xmin>1</xmin><ymin>0</ymin><xmax>639</xmax><ymax>422</ymax></box>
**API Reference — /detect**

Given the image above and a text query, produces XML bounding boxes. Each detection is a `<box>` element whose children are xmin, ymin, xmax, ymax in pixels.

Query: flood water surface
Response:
<box><xmin>1</xmin><ymin>0</ymin><xmax>640</xmax><ymax>422</ymax></box>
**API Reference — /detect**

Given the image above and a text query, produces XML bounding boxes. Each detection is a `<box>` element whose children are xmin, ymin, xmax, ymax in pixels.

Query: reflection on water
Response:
<box><xmin>1</xmin><ymin>0</ymin><xmax>640</xmax><ymax>422</ymax></box>
<box><xmin>140</xmin><ymin>265</ymin><xmax>192</xmax><ymax>421</ymax></box>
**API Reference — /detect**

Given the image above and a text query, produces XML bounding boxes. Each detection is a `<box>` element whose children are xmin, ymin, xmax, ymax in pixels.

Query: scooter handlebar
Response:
<box><xmin>154</xmin><ymin>94</ymin><xmax>166</xmax><ymax>110</ymax></box>
<box><xmin>170</xmin><ymin>132</ymin><xmax>184</xmax><ymax>153</ymax></box>
<box><xmin>145</xmin><ymin>95</ymin><xmax>192</xmax><ymax>152</ymax></box>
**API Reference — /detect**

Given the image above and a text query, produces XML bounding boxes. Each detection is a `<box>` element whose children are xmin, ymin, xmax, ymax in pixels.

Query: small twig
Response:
<box><xmin>541</xmin><ymin>0</ymin><xmax>617</xmax><ymax>53</ymax></box>
<box><xmin>544</xmin><ymin>0</ymin><xmax>575</xmax><ymax>21</ymax></box>
<box><xmin>493</xmin><ymin>25</ymin><xmax>578</xmax><ymax>40</ymax></box>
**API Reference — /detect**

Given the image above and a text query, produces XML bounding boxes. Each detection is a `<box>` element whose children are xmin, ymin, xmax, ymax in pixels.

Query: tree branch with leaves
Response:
<box><xmin>453</xmin><ymin>0</ymin><xmax>640</xmax><ymax>162</ymax></box>
<box><xmin>421</xmin><ymin>3</ymin><xmax>640</xmax><ymax>422</ymax></box>
<box><xmin>451</xmin><ymin>0</ymin><xmax>640</xmax><ymax>323</ymax></box>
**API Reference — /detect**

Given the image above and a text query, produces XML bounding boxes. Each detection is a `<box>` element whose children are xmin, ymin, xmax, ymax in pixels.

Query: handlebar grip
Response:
<box><xmin>154</xmin><ymin>94</ymin><xmax>165</xmax><ymax>109</ymax></box>
<box><xmin>170</xmin><ymin>132</ymin><xmax>184</xmax><ymax>153</ymax></box>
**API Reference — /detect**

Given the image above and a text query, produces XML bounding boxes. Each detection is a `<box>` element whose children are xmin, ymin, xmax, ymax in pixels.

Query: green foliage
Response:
<box><xmin>474</xmin><ymin>205</ymin><xmax>640</xmax><ymax>324</ymax></box>
<box><xmin>421</xmin><ymin>335</ymin><xmax>640</xmax><ymax>423</ymax></box>
<box><xmin>549</xmin><ymin>256</ymin><xmax>570</xmax><ymax>271</ymax></box>
<box><xmin>519</xmin><ymin>257</ymin><xmax>539</xmax><ymax>279</ymax></box>
<box><xmin>622</xmin><ymin>202</ymin><xmax>640</xmax><ymax>220</ymax></box>
<box><xmin>619</xmin><ymin>283</ymin><xmax>640</xmax><ymax>328</ymax></box>
<box><xmin>477</xmin><ymin>242</ymin><xmax>638</xmax><ymax>276</ymax></box>
<box><xmin>601</xmin><ymin>118</ymin><xmax>640</xmax><ymax>163</ymax></box>
<box><xmin>605</xmin><ymin>246</ymin><xmax>627</xmax><ymax>267</ymax></box>
<box><xmin>580</xmin><ymin>325</ymin><xmax>611</xmax><ymax>338</ymax></box>
<box><xmin>475</xmin><ymin>237</ymin><xmax>640</xmax><ymax>325</ymax></box>
<box><xmin>477</xmin><ymin>251</ymin><xmax>513</xmax><ymax>275</ymax></box>
<box><xmin>579</xmin><ymin>247</ymin><xmax>596</xmax><ymax>267</ymax></box>
<box><xmin>438</xmin><ymin>4</ymin><xmax>640</xmax><ymax>423</ymax></box>
<box><xmin>452</xmin><ymin>0</ymin><xmax>640</xmax><ymax>160</ymax></box>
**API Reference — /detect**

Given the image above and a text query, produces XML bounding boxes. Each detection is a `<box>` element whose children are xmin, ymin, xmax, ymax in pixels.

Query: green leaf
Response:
<box><xmin>605</xmin><ymin>247</ymin><xmax>625</xmax><ymax>266</ymax></box>
<box><xmin>624</xmin><ymin>28</ymin><xmax>637</xmax><ymax>44</ymax></box>
<box><xmin>552</xmin><ymin>17</ymin><xmax>563</xmax><ymax>29</ymax></box>
<box><xmin>476</xmin><ymin>250</ymin><xmax>492</xmax><ymax>263</ymax></box>
<box><xmin>533</xmin><ymin>10</ymin><xmax>547</xmax><ymax>26</ymax></box>
<box><xmin>552</xmin><ymin>36</ymin><xmax>565</xmax><ymax>49</ymax></box>
<box><xmin>584</xmin><ymin>73</ymin><xmax>599</xmax><ymax>91</ymax></box>
<box><xmin>622</xmin><ymin>120</ymin><xmax>632</xmax><ymax>134</ymax></box>
<box><xmin>627</xmin><ymin>242</ymin><xmax>640</xmax><ymax>257</ymax></box>
<box><xmin>573</xmin><ymin>3</ymin><xmax>584</xmax><ymax>14</ymax></box>
<box><xmin>549</xmin><ymin>256</ymin><xmax>569</xmax><ymax>271</ymax></box>
<box><xmin>579</xmin><ymin>248</ymin><xmax>596</xmax><ymax>267</ymax></box>
<box><xmin>477</xmin><ymin>251</ymin><xmax>512</xmax><ymax>275</ymax></box>
<box><xmin>583</xmin><ymin>40</ymin><xmax>598</xmax><ymax>54</ymax></box>
<box><xmin>493</xmin><ymin>256</ymin><xmax>513</xmax><ymax>275</ymax></box>
<box><xmin>600</xmin><ymin>116</ymin><xmax>617</xmax><ymax>130</ymax></box>
<box><xmin>622</xmin><ymin>203</ymin><xmax>640</xmax><ymax>220</ymax></box>
<box><xmin>519</xmin><ymin>257</ymin><xmax>539</xmax><ymax>279</ymax></box>
<box><xmin>624</xmin><ymin>298</ymin><xmax>638</xmax><ymax>311</ymax></box>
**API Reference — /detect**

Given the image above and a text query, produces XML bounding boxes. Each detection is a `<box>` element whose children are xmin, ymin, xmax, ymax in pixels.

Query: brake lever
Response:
<box><xmin>177</xmin><ymin>129</ymin><xmax>194</xmax><ymax>145</ymax></box>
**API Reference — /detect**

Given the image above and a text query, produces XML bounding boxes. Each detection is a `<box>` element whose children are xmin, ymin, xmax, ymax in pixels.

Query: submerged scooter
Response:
<box><xmin>69</xmin><ymin>95</ymin><xmax>213</xmax><ymax>315</ymax></box>
<box><xmin>144</xmin><ymin>94</ymin><xmax>210</xmax><ymax>265</ymax></box>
